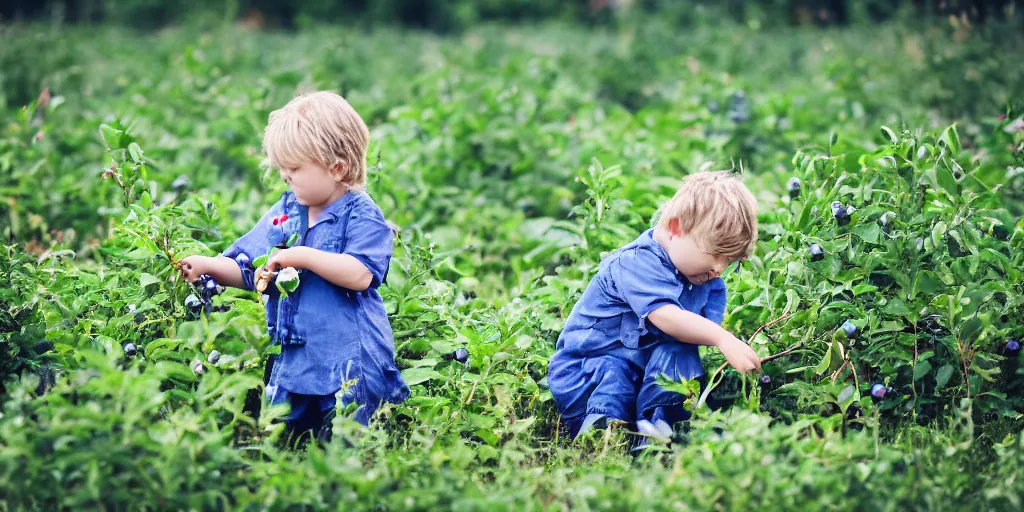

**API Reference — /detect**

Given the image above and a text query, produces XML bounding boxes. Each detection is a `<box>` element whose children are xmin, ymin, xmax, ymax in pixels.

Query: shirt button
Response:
<box><xmin>688</xmin><ymin>284</ymin><xmax>693</xmax><ymax>290</ymax></box>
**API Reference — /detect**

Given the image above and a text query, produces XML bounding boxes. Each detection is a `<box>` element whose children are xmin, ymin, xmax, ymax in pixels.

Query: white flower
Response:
<box><xmin>275</xmin><ymin>267</ymin><xmax>300</xmax><ymax>294</ymax></box>
<box><xmin>277</xmin><ymin>267</ymin><xmax>299</xmax><ymax>283</ymax></box>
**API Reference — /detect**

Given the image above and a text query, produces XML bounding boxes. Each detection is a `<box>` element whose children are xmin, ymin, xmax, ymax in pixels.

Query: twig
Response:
<box><xmin>696</xmin><ymin>312</ymin><xmax>793</xmax><ymax>408</ymax></box>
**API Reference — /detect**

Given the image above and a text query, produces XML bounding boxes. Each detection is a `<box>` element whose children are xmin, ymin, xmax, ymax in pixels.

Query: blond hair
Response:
<box><xmin>656</xmin><ymin>171</ymin><xmax>759</xmax><ymax>260</ymax></box>
<box><xmin>261</xmin><ymin>91</ymin><xmax>370</xmax><ymax>190</ymax></box>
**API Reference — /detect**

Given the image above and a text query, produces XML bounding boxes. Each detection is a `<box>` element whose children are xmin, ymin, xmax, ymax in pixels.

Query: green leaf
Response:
<box><xmin>128</xmin><ymin>142</ymin><xmax>144</xmax><ymax>164</ymax></box>
<box><xmin>852</xmin><ymin>284</ymin><xmax>878</xmax><ymax>296</ymax></box>
<box><xmin>815</xmin><ymin>345</ymin><xmax>833</xmax><ymax>375</ymax></box>
<box><xmin>914</xmin><ymin>360</ymin><xmax>933</xmax><ymax>381</ymax></box>
<box><xmin>939</xmin><ymin>124</ymin><xmax>961</xmax><ymax>154</ymax></box>
<box><xmin>935</xmin><ymin>364</ymin><xmax>954</xmax><ymax>390</ymax></box>
<box><xmin>880</xmin><ymin>126</ymin><xmax>898</xmax><ymax>145</ymax></box>
<box><xmin>253</xmin><ymin>255</ymin><xmax>268</xmax><ymax>269</ymax></box>
<box><xmin>401</xmin><ymin>367</ymin><xmax>442</xmax><ymax>386</ymax></box>
<box><xmin>99</xmin><ymin>124</ymin><xmax>124</xmax><ymax>149</ymax></box>
<box><xmin>935</xmin><ymin>166</ymin><xmax>958</xmax><ymax>197</ymax></box>
<box><xmin>959</xmin><ymin>316</ymin><xmax>983</xmax><ymax>343</ymax></box>
<box><xmin>837</xmin><ymin>384</ymin><xmax>856</xmax><ymax>409</ymax></box>
<box><xmin>852</xmin><ymin>223</ymin><xmax>881</xmax><ymax>244</ymax></box>
<box><xmin>139</xmin><ymin>273</ymin><xmax>160</xmax><ymax>289</ymax></box>
<box><xmin>917</xmin><ymin>271</ymin><xmax>941</xmax><ymax>294</ymax></box>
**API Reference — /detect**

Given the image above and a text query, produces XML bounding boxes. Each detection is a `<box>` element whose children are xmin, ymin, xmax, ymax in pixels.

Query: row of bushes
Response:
<box><xmin>2</xmin><ymin>0</ymin><xmax>1020</xmax><ymax>31</ymax></box>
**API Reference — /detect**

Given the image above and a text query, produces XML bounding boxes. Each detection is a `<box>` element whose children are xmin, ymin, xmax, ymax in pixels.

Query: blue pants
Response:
<box><xmin>268</xmin><ymin>386</ymin><xmax>337</xmax><ymax>443</ymax></box>
<box><xmin>548</xmin><ymin>341</ymin><xmax>706</xmax><ymax>438</ymax></box>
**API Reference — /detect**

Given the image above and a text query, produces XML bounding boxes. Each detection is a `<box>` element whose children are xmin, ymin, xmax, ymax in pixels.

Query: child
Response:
<box><xmin>547</xmin><ymin>170</ymin><xmax>761</xmax><ymax>443</ymax></box>
<box><xmin>178</xmin><ymin>91</ymin><xmax>410</xmax><ymax>443</ymax></box>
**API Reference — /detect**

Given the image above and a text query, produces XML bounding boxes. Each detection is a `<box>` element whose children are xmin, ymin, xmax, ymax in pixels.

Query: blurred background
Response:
<box><xmin>1</xmin><ymin>0</ymin><xmax>1020</xmax><ymax>31</ymax></box>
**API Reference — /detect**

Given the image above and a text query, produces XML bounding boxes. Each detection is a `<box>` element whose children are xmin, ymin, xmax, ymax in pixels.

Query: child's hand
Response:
<box><xmin>717</xmin><ymin>335</ymin><xmax>761</xmax><ymax>374</ymax></box>
<box><xmin>177</xmin><ymin>255</ymin><xmax>213</xmax><ymax>283</ymax></box>
<box><xmin>266</xmin><ymin>246</ymin><xmax>313</xmax><ymax>272</ymax></box>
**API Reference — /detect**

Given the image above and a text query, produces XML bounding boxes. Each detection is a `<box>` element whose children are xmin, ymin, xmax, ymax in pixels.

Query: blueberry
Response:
<box><xmin>454</xmin><ymin>348</ymin><xmax>470</xmax><ymax>364</ymax></box>
<box><xmin>787</xmin><ymin>177</ymin><xmax>801</xmax><ymax>199</ymax></box>
<box><xmin>809</xmin><ymin>243</ymin><xmax>824</xmax><ymax>262</ymax></box>
<box><xmin>871</xmin><ymin>383</ymin><xmax>887</xmax><ymax>398</ymax></box>
<box><xmin>759</xmin><ymin>375</ymin><xmax>771</xmax><ymax>385</ymax></box>
<box><xmin>172</xmin><ymin>175</ymin><xmax>191</xmax><ymax>192</ymax></box>
<box><xmin>193</xmin><ymin>361</ymin><xmax>204</xmax><ymax>376</ymax></box>
<box><xmin>207</xmin><ymin>350</ymin><xmax>221</xmax><ymax>364</ymax></box>
<box><xmin>880</xmin><ymin>212</ymin><xmax>895</xmax><ymax>233</ymax></box>
<box><xmin>185</xmin><ymin>294</ymin><xmax>204</xmax><ymax>313</ymax></box>
<box><xmin>834</xmin><ymin>206</ymin><xmax>851</xmax><ymax>226</ymax></box>
<box><xmin>729</xmin><ymin>110</ymin><xmax>750</xmax><ymax>124</ymax></box>
<box><xmin>123</xmin><ymin>343</ymin><xmax>137</xmax><ymax>357</ymax></box>
<box><xmin>1006</xmin><ymin>340</ymin><xmax>1021</xmax><ymax>353</ymax></box>
<box><xmin>205</xmin><ymin>278</ymin><xmax>218</xmax><ymax>291</ymax></box>
<box><xmin>830</xmin><ymin>201</ymin><xmax>844</xmax><ymax>215</ymax></box>
<box><xmin>841</xmin><ymin>320</ymin><xmax>859</xmax><ymax>339</ymax></box>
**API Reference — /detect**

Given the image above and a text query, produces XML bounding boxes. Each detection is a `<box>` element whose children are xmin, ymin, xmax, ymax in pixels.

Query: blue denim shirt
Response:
<box><xmin>222</xmin><ymin>190</ymin><xmax>410</xmax><ymax>405</ymax></box>
<box><xmin>553</xmin><ymin>228</ymin><xmax>727</xmax><ymax>378</ymax></box>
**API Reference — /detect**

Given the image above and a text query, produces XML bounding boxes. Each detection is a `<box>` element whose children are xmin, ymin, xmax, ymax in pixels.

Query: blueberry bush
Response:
<box><xmin>2</xmin><ymin>8</ymin><xmax>1024</xmax><ymax>510</ymax></box>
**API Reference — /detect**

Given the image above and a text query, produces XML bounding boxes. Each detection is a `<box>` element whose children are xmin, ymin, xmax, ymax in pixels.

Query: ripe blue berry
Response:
<box><xmin>841</xmin><ymin>320</ymin><xmax>859</xmax><ymax>339</ymax></box>
<box><xmin>1006</xmin><ymin>340</ymin><xmax>1021</xmax><ymax>353</ymax></box>
<box><xmin>455</xmin><ymin>348</ymin><xmax>470</xmax><ymax>364</ymax></box>
<box><xmin>834</xmin><ymin>206</ymin><xmax>851</xmax><ymax>226</ymax></box>
<box><xmin>759</xmin><ymin>375</ymin><xmax>771</xmax><ymax>385</ymax></box>
<box><xmin>809</xmin><ymin>243</ymin><xmax>824</xmax><ymax>262</ymax></box>
<box><xmin>123</xmin><ymin>343</ymin><xmax>137</xmax><ymax>357</ymax></box>
<box><xmin>787</xmin><ymin>177</ymin><xmax>801</xmax><ymax>199</ymax></box>
<box><xmin>208</xmin><ymin>350</ymin><xmax>221</xmax><ymax>364</ymax></box>
<box><xmin>871</xmin><ymin>383</ymin><xmax>887</xmax><ymax>398</ymax></box>
<box><xmin>185</xmin><ymin>294</ymin><xmax>204</xmax><ymax>313</ymax></box>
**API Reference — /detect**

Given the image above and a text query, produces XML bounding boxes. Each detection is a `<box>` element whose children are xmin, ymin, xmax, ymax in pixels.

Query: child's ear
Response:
<box><xmin>330</xmin><ymin>162</ymin><xmax>347</xmax><ymax>182</ymax></box>
<box><xmin>667</xmin><ymin>218</ymin><xmax>682</xmax><ymax>237</ymax></box>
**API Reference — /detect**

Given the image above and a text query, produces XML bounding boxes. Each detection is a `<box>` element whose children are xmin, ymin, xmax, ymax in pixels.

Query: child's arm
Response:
<box><xmin>647</xmin><ymin>304</ymin><xmax>761</xmax><ymax>373</ymax></box>
<box><xmin>178</xmin><ymin>255</ymin><xmax>246</xmax><ymax>289</ymax></box>
<box><xmin>266</xmin><ymin>198</ymin><xmax>393</xmax><ymax>292</ymax></box>
<box><xmin>611</xmin><ymin>248</ymin><xmax>760</xmax><ymax>373</ymax></box>
<box><xmin>177</xmin><ymin>195</ymin><xmax>287</xmax><ymax>291</ymax></box>
<box><xmin>265</xmin><ymin>248</ymin><xmax>374</xmax><ymax>291</ymax></box>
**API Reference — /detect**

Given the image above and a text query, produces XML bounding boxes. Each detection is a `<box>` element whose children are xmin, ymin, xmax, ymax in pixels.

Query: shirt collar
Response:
<box><xmin>318</xmin><ymin>190</ymin><xmax>360</xmax><ymax>222</ymax></box>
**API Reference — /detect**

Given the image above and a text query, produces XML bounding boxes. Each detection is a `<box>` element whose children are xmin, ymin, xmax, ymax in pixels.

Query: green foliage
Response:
<box><xmin>1</xmin><ymin>13</ymin><xmax>1024</xmax><ymax>510</ymax></box>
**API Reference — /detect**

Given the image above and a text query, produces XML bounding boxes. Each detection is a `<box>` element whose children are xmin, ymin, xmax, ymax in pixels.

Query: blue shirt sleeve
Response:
<box><xmin>701</xmin><ymin>278</ymin><xmax>727</xmax><ymax>325</ymax></box>
<box><xmin>608</xmin><ymin>247</ymin><xmax>685</xmax><ymax>336</ymax></box>
<box><xmin>221</xmin><ymin>195</ymin><xmax>288</xmax><ymax>291</ymax></box>
<box><xmin>343</xmin><ymin>199</ymin><xmax>394</xmax><ymax>289</ymax></box>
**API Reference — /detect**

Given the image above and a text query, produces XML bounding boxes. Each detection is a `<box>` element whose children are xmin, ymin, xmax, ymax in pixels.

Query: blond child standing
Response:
<box><xmin>178</xmin><ymin>91</ymin><xmax>409</xmax><ymax>442</ymax></box>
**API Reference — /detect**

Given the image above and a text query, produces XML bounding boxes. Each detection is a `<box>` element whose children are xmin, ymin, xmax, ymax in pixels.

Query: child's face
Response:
<box><xmin>660</xmin><ymin>223</ymin><xmax>736</xmax><ymax>286</ymax></box>
<box><xmin>279</xmin><ymin>161</ymin><xmax>345</xmax><ymax>207</ymax></box>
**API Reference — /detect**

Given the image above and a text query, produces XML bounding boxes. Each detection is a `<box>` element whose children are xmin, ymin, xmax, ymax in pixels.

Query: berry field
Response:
<box><xmin>2</xmin><ymin>8</ymin><xmax>1024</xmax><ymax>510</ymax></box>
